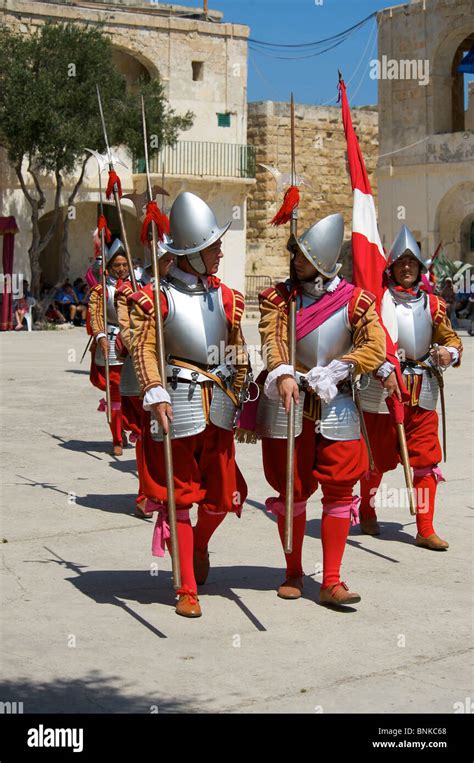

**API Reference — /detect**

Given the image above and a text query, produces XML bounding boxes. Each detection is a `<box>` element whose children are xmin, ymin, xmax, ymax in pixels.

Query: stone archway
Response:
<box><xmin>435</xmin><ymin>181</ymin><xmax>474</xmax><ymax>264</ymax></box>
<box><xmin>38</xmin><ymin>208</ymin><xmax>66</xmax><ymax>289</ymax></box>
<box><xmin>112</xmin><ymin>47</ymin><xmax>153</xmax><ymax>92</ymax></box>
<box><xmin>39</xmin><ymin>201</ymin><xmax>143</xmax><ymax>287</ymax></box>
<box><xmin>460</xmin><ymin>213</ymin><xmax>474</xmax><ymax>261</ymax></box>
<box><xmin>432</xmin><ymin>27</ymin><xmax>474</xmax><ymax>134</ymax></box>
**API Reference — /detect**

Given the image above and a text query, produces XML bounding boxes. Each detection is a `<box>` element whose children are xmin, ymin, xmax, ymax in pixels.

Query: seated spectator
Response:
<box><xmin>440</xmin><ymin>278</ymin><xmax>459</xmax><ymax>329</ymax></box>
<box><xmin>73</xmin><ymin>278</ymin><xmax>90</xmax><ymax>307</ymax></box>
<box><xmin>45</xmin><ymin>303</ymin><xmax>66</xmax><ymax>324</ymax></box>
<box><xmin>12</xmin><ymin>279</ymin><xmax>32</xmax><ymax>331</ymax></box>
<box><xmin>55</xmin><ymin>283</ymin><xmax>87</xmax><ymax>325</ymax></box>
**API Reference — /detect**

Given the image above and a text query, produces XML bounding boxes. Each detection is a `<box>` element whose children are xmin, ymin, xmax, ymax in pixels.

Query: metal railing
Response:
<box><xmin>134</xmin><ymin>141</ymin><xmax>256</xmax><ymax>179</ymax></box>
<box><xmin>245</xmin><ymin>275</ymin><xmax>273</xmax><ymax>304</ymax></box>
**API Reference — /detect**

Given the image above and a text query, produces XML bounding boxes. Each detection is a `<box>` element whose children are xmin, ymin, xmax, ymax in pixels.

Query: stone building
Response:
<box><xmin>376</xmin><ymin>0</ymin><xmax>474</xmax><ymax>265</ymax></box>
<box><xmin>246</xmin><ymin>101</ymin><xmax>379</xmax><ymax>285</ymax></box>
<box><xmin>0</xmin><ymin>0</ymin><xmax>255</xmax><ymax>292</ymax></box>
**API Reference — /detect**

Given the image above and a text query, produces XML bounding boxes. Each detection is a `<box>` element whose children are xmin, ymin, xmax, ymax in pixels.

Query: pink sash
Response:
<box><xmin>295</xmin><ymin>280</ymin><xmax>355</xmax><ymax>342</ymax></box>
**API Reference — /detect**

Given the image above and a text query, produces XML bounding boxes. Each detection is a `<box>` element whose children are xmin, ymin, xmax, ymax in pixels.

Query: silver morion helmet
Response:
<box><xmin>106</xmin><ymin>238</ymin><xmax>126</xmax><ymax>269</ymax></box>
<box><xmin>288</xmin><ymin>213</ymin><xmax>344</xmax><ymax>279</ymax></box>
<box><xmin>163</xmin><ymin>192</ymin><xmax>232</xmax><ymax>258</ymax></box>
<box><xmin>386</xmin><ymin>225</ymin><xmax>429</xmax><ymax>274</ymax></box>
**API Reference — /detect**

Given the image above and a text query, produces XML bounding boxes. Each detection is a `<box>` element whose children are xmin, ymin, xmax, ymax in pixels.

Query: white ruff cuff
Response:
<box><xmin>445</xmin><ymin>347</ymin><xmax>459</xmax><ymax>366</ymax></box>
<box><xmin>143</xmin><ymin>385</ymin><xmax>172</xmax><ymax>410</ymax></box>
<box><xmin>305</xmin><ymin>359</ymin><xmax>350</xmax><ymax>403</ymax></box>
<box><xmin>264</xmin><ymin>364</ymin><xmax>295</xmax><ymax>401</ymax></box>
<box><xmin>376</xmin><ymin>361</ymin><xmax>395</xmax><ymax>380</ymax></box>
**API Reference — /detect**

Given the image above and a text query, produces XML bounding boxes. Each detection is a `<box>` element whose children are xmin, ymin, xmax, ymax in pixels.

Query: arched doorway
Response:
<box><xmin>432</xmin><ymin>28</ymin><xmax>474</xmax><ymax>134</ymax></box>
<box><xmin>460</xmin><ymin>214</ymin><xmax>474</xmax><ymax>261</ymax></box>
<box><xmin>39</xmin><ymin>202</ymin><xmax>143</xmax><ymax>287</ymax></box>
<box><xmin>38</xmin><ymin>209</ymin><xmax>66</xmax><ymax>289</ymax></box>
<box><xmin>435</xmin><ymin>182</ymin><xmax>474</xmax><ymax>264</ymax></box>
<box><xmin>451</xmin><ymin>36</ymin><xmax>474</xmax><ymax>132</ymax></box>
<box><xmin>112</xmin><ymin>48</ymin><xmax>153</xmax><ymax>93</ymax></box>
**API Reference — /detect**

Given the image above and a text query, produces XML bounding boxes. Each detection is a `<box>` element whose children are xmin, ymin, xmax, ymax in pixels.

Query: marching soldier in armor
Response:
<box><xmin>358</xmin><ymin>226</ymin><xmax>462</xmax><ymax>549</ymax></box>
<box><xmin>257</xmin><ymin>213</ymin><xmax>386</xmax><ymax>607</ymax></box>
<box><xmin>130</xmin><ymin>192</ymin><xmax>249</xmax><ymax>618</ymax></box>
<box><xmin>88</xmin><ymin>239</ymin><xmax>131</xmax><ymax>456</ymax></box>
<box><xmin>115</xmin><ymin>243</ymin><xmax>175</xmax><ymax>517</ymax></box>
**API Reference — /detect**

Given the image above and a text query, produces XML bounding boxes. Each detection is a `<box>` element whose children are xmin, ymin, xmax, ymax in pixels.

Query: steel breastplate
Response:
<box><xmin>391</xmin><ymin>290</ymin><xmax>432</xmax><ymax>361</ymax></box>
<box><xmin>105</xmin><ymin>283</ymin><xmax>118</xmax><ymax>326</ymax></box>
<box><xmin>163</xmin><ymin>277</ymin><xmax>229</xmax><ymax>366</ymax></box>
<box><xmin>296</xmin><ymin>302</ymin><xmax>352</xmax><ymax>370</ymax></box>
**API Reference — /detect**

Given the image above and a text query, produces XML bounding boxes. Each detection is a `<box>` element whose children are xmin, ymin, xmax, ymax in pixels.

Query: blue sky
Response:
<box><xmin>172</xmin><ymin>0</ymin><xmax>473</xmax><ymax>107</ymax></box>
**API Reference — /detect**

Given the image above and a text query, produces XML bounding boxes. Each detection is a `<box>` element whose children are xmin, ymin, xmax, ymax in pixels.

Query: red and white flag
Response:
<box><xmin>339</xmin><ymin>77</ymin><xmax>408</xmax><ymax>416</ymax></box>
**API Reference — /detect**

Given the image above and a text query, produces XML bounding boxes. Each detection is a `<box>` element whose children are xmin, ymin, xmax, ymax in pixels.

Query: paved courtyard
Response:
<box><xmin>0</xmin><ymin>324</ymin><xmax>472</xmax><ymax>713</ymax></box>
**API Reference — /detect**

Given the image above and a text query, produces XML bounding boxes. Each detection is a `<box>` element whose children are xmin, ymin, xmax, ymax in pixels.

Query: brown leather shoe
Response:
<box><xmin>360</xmin><ymin>518</ymin><xmax>380</xmax><ymax>536</ymax></box>
<box><xmin>112</xmin><ymin>444</ymin><xmax>123</xmax><ymax>456</ymax></box>
<box><xmin>277</xmin><ymin>576</ymin><xmax>304</xmax><ymax>599</ymax></box>
<box><xmin>134</xmin><ymin>499</ymin><xmax>148</xmax><ymax>518</ymax></box>
<box><xmin>193</xmin><ymin>548</ymin><xmax>210</xmax><ymax>585</ymax></box>
<box><xmin>175</xmin><ymin>592</ymin><xmax>202</xmax><ymax>618</ymax></box>
<box><xmin>320</xmin><ymin>581</ymin><xmax>361</xmax><ymax>607</ymax></box>
<box><xmin>415</xmin><ymin>533</ymin><xmax>449</xmax><ymax>550</ymax></box>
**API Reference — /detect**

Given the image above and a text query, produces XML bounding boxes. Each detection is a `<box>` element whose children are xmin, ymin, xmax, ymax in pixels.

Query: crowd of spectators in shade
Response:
<box><xmin>37</xmin><ymin>277</ymin><xmax>90</xmax><ymax>327</ymax></box>
<box><xmin>439</xmin><ymin>277</ymin><xmax>474</xmax><ymax>335</ymax></box>
<box><xmin>8</xmin><ymin>258</ymin><xmax>474</xmax><ymax>336</ymax></box>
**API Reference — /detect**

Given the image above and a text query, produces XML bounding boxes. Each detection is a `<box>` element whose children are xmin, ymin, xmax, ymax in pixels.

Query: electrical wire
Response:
<box><xmin>248</xmin><ymin>13</ymin><xmax>376</xmax><ymax>49</ymax></box>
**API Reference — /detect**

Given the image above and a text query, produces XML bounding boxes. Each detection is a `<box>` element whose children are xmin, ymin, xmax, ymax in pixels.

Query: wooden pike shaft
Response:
<box><xmin>396</xmin><ymin>423</ymin><xmax>417</xmax><ymax>516</ymax></box>
<box><xmin>141</xmin><ymin>97</ymin><xmax>181</xmax><ymax>590</ymax></box>
<box><xmin>150</xmin><ymin>222</ymin><xmax>181</xmax><ymax>590</ymax></box>
<box><xmin>112</xmin><ymin>187</ymin><xmax>137</xmax><ymax>292</ymax></box>
<box><xmin>285</xmin><ymin>92</ymin><xmax>297</xmax><ymax>554</ymax></box>
<box><xmin>100</xmin><ymin>227</ymin><xmax>112</xmax><ymax>425</ymax></box>
<box><xmin>96</xmin><ymin>84</ymin><xmax>137</xmax><ymax>292</ymax></box>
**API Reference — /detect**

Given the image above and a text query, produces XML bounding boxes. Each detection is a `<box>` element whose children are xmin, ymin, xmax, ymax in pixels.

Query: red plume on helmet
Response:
<box><xmin>140</xmin><ymin>201</ymin><xmax>170</xmax><ymax>244</ymax></box>
<box><xmin>270</xmin><ymin>185</ymin><xmax>300</xmax><ymax>226</ymax></box>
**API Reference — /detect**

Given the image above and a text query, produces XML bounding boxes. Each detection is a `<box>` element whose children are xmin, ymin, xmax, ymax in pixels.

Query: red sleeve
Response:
<box><xmin>129</xmin><ymin>282</ymin><xmax>169</xmax><ymax>320</ymax></box>
<box><xmin>428</xmin><ymin>293</ymin><xmax>447</xmax><ymax>327</ymax></box>
<box><xmin>220</xmin><ymin>283</ymin><xmax>237</xmax><ymax>327</ymax></box>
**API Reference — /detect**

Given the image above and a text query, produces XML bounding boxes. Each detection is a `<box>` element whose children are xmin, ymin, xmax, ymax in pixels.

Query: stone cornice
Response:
<box><xmin>2</xmin><ymin>0</ymin><xmax>249</xmax><ymax>40</ymax></box>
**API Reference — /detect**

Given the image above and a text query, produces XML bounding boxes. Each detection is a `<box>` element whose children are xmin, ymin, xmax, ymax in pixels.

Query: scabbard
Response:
<box><xmin>80</xmin><ymin>336</ymin><xmax>92</xmax><ymax>364</ymax></box>
<box><xmin>353</xmin><ymin>383</ymin><xmax>375</xmax><ymax>472</ymax></box>
<box><xmin>396</xmin><ymin>422</ymin><xmax>417</xmax><ymax>516</ymax></box>
<box><xmin>430</xmin><ymin>367</ymin><xmax>447</xmax><ymax>462</ymax></box>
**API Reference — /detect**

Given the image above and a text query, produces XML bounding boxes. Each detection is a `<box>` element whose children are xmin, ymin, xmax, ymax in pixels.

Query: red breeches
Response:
<box><xmin>360</xmin><ymin>406</ymin><xmax>443</xmax><ymax>537</ymax></box>
<box><xmin>141</xmin><ymin>419</ymin><xmax>248</xmax><ymax>514</ymax></box>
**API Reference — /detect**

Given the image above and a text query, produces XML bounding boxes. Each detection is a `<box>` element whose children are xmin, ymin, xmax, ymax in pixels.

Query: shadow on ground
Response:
<box><xmin>62</xmin><ymin>564</ymin><xmax>365</xmax><ymax>634</ymax></box>
<box><xmin>0</xmin><ymin>672</ymin><xmax>197</xmax><ymax>713</ymax></box>
<box><xmin>245</xmin><ymin>497</ymin><xmax>414</xmax><ymax>560</ymax></box>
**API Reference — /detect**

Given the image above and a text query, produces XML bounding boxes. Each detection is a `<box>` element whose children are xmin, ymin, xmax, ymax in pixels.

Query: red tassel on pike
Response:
<box><xmin>106</xmin><ymin>169</ymin><xmax>122</xmax><ymax>200</ymax></box>
<box><xmin>97</xmin><ymin>214</ymin><xmax>112</xmax><ymax>243</ymax></box>
<box><xmin>270</xmin><ymin>185</ymin><xmax>300</xmax><ymax>226</ymax></box>
<box><xmin>140</xmin><ymin>201</ymin><xmax>170</xmax><ymax>243</ymax></box>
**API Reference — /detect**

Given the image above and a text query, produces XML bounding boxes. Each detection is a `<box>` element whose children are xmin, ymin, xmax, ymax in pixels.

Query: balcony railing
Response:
<box><xmin>134</xmin><ymin>141</ymin><xmax>256</xmax><ymax>179</ymax></box>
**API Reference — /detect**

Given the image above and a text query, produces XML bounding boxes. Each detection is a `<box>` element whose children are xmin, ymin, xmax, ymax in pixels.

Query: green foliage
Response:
<box><xmin>0</xmin><ymin>21</ymin><xmax>193</xmax><ymax>174</ymax></box>
<box><xmin>0</xmin><ymin>23</ymin><xmax>122</xmax><ymax>173</ymax></box>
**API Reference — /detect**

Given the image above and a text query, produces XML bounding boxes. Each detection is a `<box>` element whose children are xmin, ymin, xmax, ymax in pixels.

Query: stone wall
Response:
<box><xmin>246</xmin><ymin>101</ymin><xmax>379</xmax><ymax>281</ymax></box>
<box><xmin>376</xmin><ymin>0</ymin><xmax>474</xmax><ymax>264</ymax></box>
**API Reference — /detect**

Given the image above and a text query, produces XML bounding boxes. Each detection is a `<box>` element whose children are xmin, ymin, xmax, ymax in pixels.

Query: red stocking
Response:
<box><xmin>360</xmin><ymin>472</ymin><xmax>384</xmax><ymax>521</ymax></box>
<box><xmin>321</xmin><ymin>512</ymin><xmax>351</xmax><ymax>588</ymax></box>
<box><xmin>166</xmin><ymin>519</ymin><xmax>196</xmax><ymax>595</ymax></box>
<box><xmin>110</xmin><ymin>407</ymin><xmax>123</xmax><ymax>446</ymax></box>
<box><xmin>135</xmin><ymin>437</ymin><xmax>145</xmax><ymax>502</ymax></box>
<box><xmin>277</xmin><ymin>511</ymin><xmax>306</xmax><ymax>578</ymax></box>
<box><xmin>413</xmin><ymin>473</ymin><xmax>436</xmax><ymax>537</ymax></box>
<box><xmin>194</xmin><ymin>507</ymin><xmax>226</xmax><ymax>551</ymax></box>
